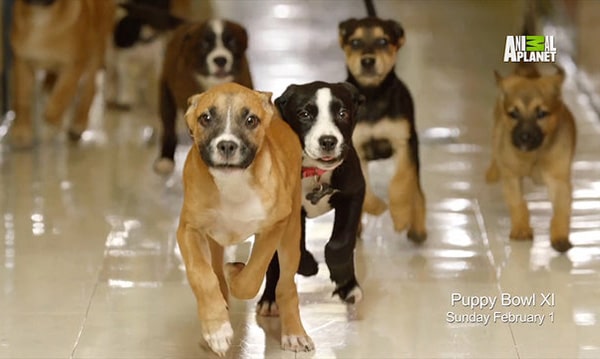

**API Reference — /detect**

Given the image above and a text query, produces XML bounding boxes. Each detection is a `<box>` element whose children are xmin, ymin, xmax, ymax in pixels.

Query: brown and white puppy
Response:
<box><xmin>154</xmin><ymin>18</ymin><xmax>253</xmax><ymax>174</ymax></box>
<box><xmin>338</xmin><ymin>17</ymin><xmax>427</xmax><ymax>242</ymax></box>
<box><xmin>486</xmin><ymin>64</ymin><xmax>576</xmax><ymax>253</ymax></box>
<box><xmin>10</xmin><ymin>0</ymin><xmax>116</xmax><ymax>147</ymax></box>
<box><xmin>178</xmin><ymin>83</ymin><xmax>314</xmax><ymax>356</ymax></box>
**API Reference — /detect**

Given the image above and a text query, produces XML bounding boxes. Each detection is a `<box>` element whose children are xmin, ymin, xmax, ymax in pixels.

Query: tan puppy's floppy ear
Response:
<box><xmin>541</xmin><ymin>65</ymin><xmax>565</xmax><ymax>99</ymax></box>
<box><xmin>257</xmin><ymin>91</ymin><xmax>274</xmax><ymax>123</ymax></box>
<box><xmin>185</xmin><ymin>93</ymin><xmax>203</xmax><ymax>130</ymax></box>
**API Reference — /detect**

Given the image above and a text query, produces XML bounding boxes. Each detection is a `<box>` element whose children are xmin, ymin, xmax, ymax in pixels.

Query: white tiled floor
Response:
<box><xmin>2</xmin><ymin>1</ymin><xmax>600</xmax><ymax>358</ymax></box>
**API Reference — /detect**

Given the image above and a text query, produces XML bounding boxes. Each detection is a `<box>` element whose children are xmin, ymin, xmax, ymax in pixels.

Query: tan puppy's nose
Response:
<box><xmin>361</xmin><ymin>57</ymin><xmax>376</xmax><ymax>69</ymax></box>
<box><xmin>217</xmin><ymin>140</ymin><xmax>238</xmax><ymax>158</ymax></box>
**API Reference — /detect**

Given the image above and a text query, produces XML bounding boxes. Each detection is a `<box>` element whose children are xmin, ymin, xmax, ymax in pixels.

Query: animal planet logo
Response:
<box><xmin>503</xmin><ymin>35</ymin><xmax>556</xmax><ymax>62</ymax></box>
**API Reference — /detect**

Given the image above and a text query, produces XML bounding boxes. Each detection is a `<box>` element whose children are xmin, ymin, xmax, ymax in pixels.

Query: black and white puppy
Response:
<box><xmin>257</xmin><ymin>81</ymin><xmax>366</xmax><ymax>315</ymax></box>
<box><xmin>154</xmin><ymin>18</ymin><xmax>253</xmax><ymax>174</ymax></box>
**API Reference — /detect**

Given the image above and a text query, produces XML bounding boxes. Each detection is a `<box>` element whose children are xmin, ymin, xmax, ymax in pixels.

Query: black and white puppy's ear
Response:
<box><xmin>274</xmin><ymin>84</ymin><xmax>298</xmax><ymax>119</ymax></box>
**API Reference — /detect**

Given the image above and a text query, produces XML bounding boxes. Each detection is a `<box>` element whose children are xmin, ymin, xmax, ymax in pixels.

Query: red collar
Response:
<box><xmin>302</xmin><ymin>167</ymin><xmax>327</xmax><ymax>178</ymax></box>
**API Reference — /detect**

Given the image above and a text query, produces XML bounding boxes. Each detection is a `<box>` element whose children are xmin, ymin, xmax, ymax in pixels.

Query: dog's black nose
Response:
<box><xmin>361</xmin><ymin>57</ymin><xmax>375</xmax><ymax>69</ymax></box>
<box><xmin>319</xmin><ymin>136</ymin><xmax>338</xmax><ymax>151</ymax></box>
<box><xmin>519</xmin><ymin>132</ymin><xmax>532</xmax><ymax>142</ymax></box>
<box><xmin>217</xmin><ymin>140</ymin><xmax>238</xmax><ymax>157</ymax></box>
<box><xmin>213</xmin><ymin>56</ymin><xmax>227</xmax><ymax>68</ymax></box>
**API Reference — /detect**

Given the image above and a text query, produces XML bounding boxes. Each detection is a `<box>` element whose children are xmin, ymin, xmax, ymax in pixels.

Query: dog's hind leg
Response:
<box><xmin>11</xmin><ymin>58</ymin><xmax>36</xmax><ymax>148</ymax></box>
<box><xmin>543</xmin><ymin>173</ymin><xmax>573</xmax><ymax>252</ymax></box>
<box><xmin>177</xmin><ymin>226</ymin><xmax>231</xmax><ymax>356</ymax></box>
<box><xmin>256</xmin><ymin>253</ymin><xmax>280</xmax><ymax>316</ymax></box>
<box><xmin>154</xmin><ymin>81</ymin><xmax>177</xmax><ymax>174</ymax></box>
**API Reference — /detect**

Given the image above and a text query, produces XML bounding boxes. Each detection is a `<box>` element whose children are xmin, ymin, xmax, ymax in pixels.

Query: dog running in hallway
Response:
<box><xmin>338</xmin><ymin>16</ymin><xmax>427</xmax><ymax>243</ymax></box>
<box><xmin>9</xmin><ymin>0</ymin><xmax>115</xmax><ymax>148</ymax></box>
<box><xmin>177</xmin><ymin>83</ymin><xmax>313</xmax><ymax>355</ymax></box>
<box><xmin>256</xmin><ymin>82</ymin><xmax>366</xmax><ymax>316</ymax></box>
<box><xmin>154</xmin><ymin>18</ymin><xmax>253</xmax><ymax>174</ymax></box>
<box><xmin>486</xmin><ymin>62</ymin><xmax>576</xmax><ymax>253</ymax></box>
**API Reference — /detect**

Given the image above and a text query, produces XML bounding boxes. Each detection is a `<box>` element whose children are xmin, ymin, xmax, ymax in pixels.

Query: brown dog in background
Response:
<box><xmin>153</xmin><ymin>19</ymin><xmax>253</xmax><ymax>174</ymax></box>
<box><xmin>10</xmin><ymin>0</ymin><xmax>115</xmax><ymax>147</ymax></box>
<box><xmin>178</xmin><ymin>83</ymin><xmax>313</xmax><ymax>356</ymax></box>
<box><xmin>486</xmin><ymin>63</ymin><xmax>576</xmax><ymax>253</ymax></box>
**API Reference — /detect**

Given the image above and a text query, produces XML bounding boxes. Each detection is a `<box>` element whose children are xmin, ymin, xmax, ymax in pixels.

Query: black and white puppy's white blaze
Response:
<box><xmin>257</xmin><ymin>82</ymin><xmax>366</xmax><ymax>316</ymax></box>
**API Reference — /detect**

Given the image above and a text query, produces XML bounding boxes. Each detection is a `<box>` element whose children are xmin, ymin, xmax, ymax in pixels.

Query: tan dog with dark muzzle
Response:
<box><xmin>486</xmin><ymin>64</ymin><xmax>576</xmax><ymax>253</ymax></box>
<box><xmin>177</xmin><ymin>83</ymin><xmax>314</xmax><ymax>356</ymax></box>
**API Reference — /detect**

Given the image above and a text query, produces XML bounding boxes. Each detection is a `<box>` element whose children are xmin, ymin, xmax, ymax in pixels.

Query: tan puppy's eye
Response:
<box><xmin>350</xmin><ymin>39</ymin><xmax>363</xmax><ymax>49</ymax></box>
<box><xmin>507</xmin><ymin>109</ymin><xmax>520</xmax><ymax>120</ymax></box>
<box><xmin>198</xmin><ymin>113</ymin><xmax>212</xmax><ymax>127</ymax></box>
<box><xmin>338</xmin><ymin>109</ymin><xmax>349</xmax><ymax>121</ymax></box>
<box><xmin>375</xmin><ymin>38</ymin><xmax>389</xmax><ymax>47</ymax></box>
<box><xmin>536</xmin><ymin>108</ymin><xmax>549</xmax><ymax>119</ymax></box>
<box><xmin>245</xmin><ymin>115</ymin><xmax>260</xmax><ymax>129</ymax></box>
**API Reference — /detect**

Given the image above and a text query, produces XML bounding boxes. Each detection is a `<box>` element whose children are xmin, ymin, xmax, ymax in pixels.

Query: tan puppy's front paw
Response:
<box><xmin>281</xmin><ymin>334</ymin><xmax>314</xmax><ymax>352</ymax></box>
<box><xmin>551</xmin><ymin>237</ymin><xmax>573</xmax><ymax>253</ymax></box>
<box><xmin>363</xmin><ymin>195</ymin><xmax>387</xmax><ymax>215</ymax></box>
<box><xmin>202</xmin><ymin>321</ymin><xmax>233</xmax><ymax>357</ymax></box>
<box><xmin>10</xmin><ymin>126</ymin><xmax>34</xmax><ymax>149</ymax></box>
<box><xmin>407</xmin><ymin>229</ymin><xmax>427</xmax><ymax>244</ymax></box>
<box><xmin>68</xmin><ymin>123</ymin><xmax>86</xmax><ymax>142</ymax></box>
<box><xmin>509</xmin><ymin>227</ymin><xmax>533</xmax><ymax>241</ymax></box>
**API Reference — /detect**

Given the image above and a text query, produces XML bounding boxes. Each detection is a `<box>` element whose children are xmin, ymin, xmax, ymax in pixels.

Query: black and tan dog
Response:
<box><xmin>154</xmin><ymin>18</ymin><xmax>253</xmax><ymax>174</ymax></box>
<box><xmin>338</xmin><ymin>17</ymin><xmax>427</xmax><ymax>242</ymax></box>
<box><xmin>256</xmin><ymin>82</ymin><xmax>366</xmax><ymax>315</ymax></box>
<box><xmin>178</xmin><ymin>83</ymin><xmax>313</xmax><ymax>355</ymax></box>
<box><xmin>486</xmin><ymin>63</ymin><xmax>576</xmax><ymax>253</ymax></box>
<box><xmin>10</xmin><ymin>0</ymin><xmax>115</xmax><ymax>147</ymax></box>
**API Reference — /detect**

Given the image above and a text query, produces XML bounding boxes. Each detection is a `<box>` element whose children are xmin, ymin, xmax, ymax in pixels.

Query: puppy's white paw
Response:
<box><xmin>153</xmin><ymin>158</ymin><xmax>175</xmax><ymax>174</ymax></box>
<box><xmin>281</xmin><ymin>334</ymin><xmax>314</xmax><ymax>352</ymax></box>
<box><xmin>68</xmin><ymin>124</ymin><xmax>86</xmax><ymax>142</ymax></box>
<box><xmin>203</xmin><ymin>321</ymin><xmax>234</xmax><ymax>357</ymax></box>
<box><xmin>345</xmin><ymin>286</ymin><xmax>363</xmax><ymax>304</ymax></box>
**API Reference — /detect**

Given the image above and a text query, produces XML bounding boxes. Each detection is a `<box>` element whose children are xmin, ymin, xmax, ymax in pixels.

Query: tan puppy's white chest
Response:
<box><xmin>205</xmin><ymin>170</ymin><xmax>266</xmax><ymax>246</ymax></box>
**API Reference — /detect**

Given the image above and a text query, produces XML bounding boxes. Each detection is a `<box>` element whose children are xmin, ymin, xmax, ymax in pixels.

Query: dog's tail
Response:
<box><xmin>364</xmin><ymin>0</ymin><xmax>377</xmax><ymax>17</ymax></box>
<box><xmin>114</xmin><ymin>2</ymin><xmax>185</xmax><ymax>48</ymax></box>
<box><xmin>514</xmin><ymin>0</ymin><xmax>541</xmax><ymax>78</ymax></box>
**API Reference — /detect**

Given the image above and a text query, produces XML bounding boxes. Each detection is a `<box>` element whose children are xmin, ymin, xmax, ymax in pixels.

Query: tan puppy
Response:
<box><xmin>178</xmin><ymin>83</ymin><xmax>314</xmax><ymax>356</ymax></box>
<box><xmin>10</xmin><ymin>0</ymin><xmax>115</xmax><ymax>147</ymax></box>
<box><xmin>486</xmin><ymin>64</ymin><xmax>576</xmax><ymax>252</ymax></box>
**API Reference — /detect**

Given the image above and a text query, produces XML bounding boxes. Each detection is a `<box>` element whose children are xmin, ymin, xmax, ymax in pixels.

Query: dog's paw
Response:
<box><xmin>10</xmin><ymin>126</ymin><xmax>35</xmax><ymax>149</ymax></box>
<box><xmin>256</xmin><ymin>299</ymin><xmax>279</xmax><ymax>317</ymax></box>
<box><xmin>332</xmin><ymin>278</ymin><xmax>363</xmax><ymax>304</ymax></box>
<box><xmin>407</xmin><ymin>229</ymin><xmax>427</xmax><ymax>244</ymax></box>
<box><xmin>551</xmin><ymin>237</ymin><xmax>573</xmax><ymax>253</ymax></box>
<box><xmin>509</xmin><ymin>227</ymin><xmax>534</xmax><ymax>241</ymax></box>
<box><xmin>363</xmin><ymin>196</ymin><xmax>387</xmax><ymax>215</ymax></box>
<box><xmin>202</xmin><ymin>321</ymin><xmax>234</xmax><ymax>357</ymax></box>
<box><xmin>297</xmin><ymin>250</ymin><xmax>319</xmax><ymax>276</ymax></box>
<box><xmin>153</xmin><ymin>158</ymin><xmax>175</xmax><ymax>175</ymax></box>
<box><xmin>281</xmin><ymin>334</ymin><xmax>314</xmax><ymax>352</ymax></box>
